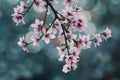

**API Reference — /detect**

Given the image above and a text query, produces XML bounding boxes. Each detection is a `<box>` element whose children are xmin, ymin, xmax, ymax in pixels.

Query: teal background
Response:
<box><xmin>0</xmin><ymin>0</ymin><xmax>120</xmax><ymax>80</ymax></box>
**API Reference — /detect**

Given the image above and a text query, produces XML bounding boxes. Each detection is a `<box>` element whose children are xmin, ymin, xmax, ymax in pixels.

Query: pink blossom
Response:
<box><xmin>31</xmin><ymin>36</ymin><xmax>39</xmax><ymax>46</ymax></box>
<box><xmin>66</xmin><ymin>32</ymin><xmax>77</xmax><ymax>39</ymax></box>
<box><xmin>62</xmin><ymin>64</ymin><xmax>71</xmax><ymax>73</ymax></box>
<box><xmin>72</xmin><ymin>51</ymin><xmax>79</xmax><ymax>57</ymax></box>
<box><xmin>13</xmin><ymin>6</ymin><xmax>23</xmax><ymax>14</ymax></box>
<box><xmin>102</xmin><ymin>27</ymin><xmax>112</xmax><ymax>40</ymax></box>
<box><xmin>18</xmin><ymin>36</ymin><xmax>29</xmax><ymax>52</ymax></box>
<box><xmin>54</xmin><ymin>19</ymin><xmax>63</xmax><ymax>34</ymax></box>
<box><xmin>72</xmin><ymin>63</ymin><xmax>77</xmax><ymax>70</ymax></box>
<box><xmin>20</xmin><ymin>1</ymin><xmax>27</xmax><ymax>10</ymax></box>
<box><xmin>62</xmin><ymin>6</ymin><xmax>73</xmax><ymax>17</ymax></box>
<box><xmin>65</xmin><ymin>55</ymin><xmax>78</xmax><ymax>64</ymax></box>
<box><xmin>58</xmin><ymin>54</ymin><xmax>66</xmax><ymax>61</ymax></box>
<box><xmin>50</xmin><ymin>25</ymin><xmax>58</xmax><ymax>34</ymax></box>
<box><xmin>94</xmin><ymin>34</ymin><xmax>102</xmax><ymax>47</ymax></box>
<box><xmin>69</xmin><ymin>41</ymin><xmax>81</xmax><ymax>53</ymax></box>
<box><xmin>78</xmin><ymin>35</ymin><xmax>85</xmax><ymax>46</ymax></box>
<box><xmin>56</xmin><ymin>46</ymin><xmax>66</xmax><ymax>55</ymax></box>
<box><xmin>70</xmin><ymin>13</ymin><xmax>88</xmax><ymax>32</ymax></box>
<box><xmin>70</xmin><ymin>47</ymin><xmax>80</xmax><ymax>57</ymax></box>
<box><xmin>12</xmin><ymin>13</ymin><xmax>25</xmax><ymax>26</ymax></box>
<box><xmin>84</xmin><ymin>35</ymin><xmax>91</xmax><ymax>48</ymax></box>
<box><xmin>42</xmin><ymin>28</ymin><xmax>55</xmax><ymax>44</ymax></box>
<box><xmin>31</xmin><ymin>19</ymin><xmax>43</xmax><ymax>34</ymax></box>
<box><xmin>34</xmin><ymin>0</ymin><xmax>47</xmax><ymax>12</ymax></box>
<box><xmin>12</xmin><ymin>1</ymin><xmax>27</xmax><ymax>26</ymax></box>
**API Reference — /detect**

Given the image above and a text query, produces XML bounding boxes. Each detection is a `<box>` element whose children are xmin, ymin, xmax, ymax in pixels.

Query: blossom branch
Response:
<box><xmin>61</xmin><ymin>24</ymin><xmax>70</xmax><ymax>55</ymax></box>
<box><xmin>12</xmin><ymin>0</ymin><xmax>112</xmax><ymax>73</ymax></box>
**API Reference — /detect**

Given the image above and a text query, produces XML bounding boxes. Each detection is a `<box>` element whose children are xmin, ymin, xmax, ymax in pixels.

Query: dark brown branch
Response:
<box><xmin>61</xmin><ymin>24</ymin><xmax>70</xmax><ymax>55</ymax></box>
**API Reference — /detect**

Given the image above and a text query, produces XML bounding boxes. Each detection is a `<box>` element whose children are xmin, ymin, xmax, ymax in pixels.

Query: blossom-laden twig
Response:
<box><xmin>12</xmin><ymin>0</ymin><xmax>112</xmax><ymax>73</ymax></box>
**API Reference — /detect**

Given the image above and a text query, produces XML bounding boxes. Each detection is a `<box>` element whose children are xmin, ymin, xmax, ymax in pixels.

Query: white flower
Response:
<box><xmin>84</xmin><ymin>35</ymin><xmax>91</xmax><ymax>48</ymax></box>
<box><xmin>13</xmin><ymin>5</ymin><xmax>23</xmax><ymax>14</ymax></box>
<box><xmin>20</xmin><ymin>1</ymin><xmax>27</xmax><ymax>10</ymax></box>
<box><xmin>94</xmin><ymin>34</ymin><xmax>102</xmax><ymax>47</ymax></box>
<box><xmin>65</xmin><ymin>55</ymin><xmax>78</xmax><ymax>64</ymax></box>
<box><xmin>62</xmin><ymin>64</ymin><xmax>71</xmax><ymax>73</ymax></box>
<box><xmin>42</xmin><ymin>28</ymin><xmax>55</xmax><ymax>44</ymax></box>
<box><xmin>78</xmin><ymin>35</ymin><xmax>85</xmax><ymax>46</ymax></box>
<box><xmin>58</xmin><ymin>54</ymin><xmax>66</xmax><ymax>61</ymax></box>
<box><xmin>18</xmin><ymin>36</ymin><xmax>29</xmax><ymax>52</ymax></box>
<box><xmin>56</xmin><ymin>46</ymin><xmax>66</xmax><ymax>55</ymax></box>
<box><xmin>72</xmin><ymin>63</ymin><xmax>77</xmax><ymax>70</ymax></box>
<box><xmin>62</xmin><ymin>5</ymin><xmax>73</xmax><ymax>17</ymax></box>
<box><xmin>66</xmin><ymin>32</ymin><xmax>77</xmax><ymax>39</ymax></box>
<box><xmin>31</xmin><ymin>36</ymin><xmax>39</xmax><ymax>46</ymax></box>
<box><xmin>102</xmin><ymin>27</ymin><xmax>112</xmax><ymax>40</ymax></box>
<box><xmin>12</xmin><ymin>13</ymin><xmax>25</xmax><ymax>26</ymax></box>
<box><xmin>34</xmin><ymin>0</ymin><xmax>47</xmax><ymax>12</ymax></box>
<box><xmin>31</xmin><ymin>19</ymin><xmax>43</xmax><ymax>34</ymax></box>
<box><xmin>70</xmin><ymin>13</ymin><xmax>88</xmax><ymax>32</ymax></box>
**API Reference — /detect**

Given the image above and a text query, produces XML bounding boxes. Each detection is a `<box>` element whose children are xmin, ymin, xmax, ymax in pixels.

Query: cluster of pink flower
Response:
<box><xmin>12</xmin><ymin>0</ymin><xmax>112</xmax><ymax>73</ymax></box>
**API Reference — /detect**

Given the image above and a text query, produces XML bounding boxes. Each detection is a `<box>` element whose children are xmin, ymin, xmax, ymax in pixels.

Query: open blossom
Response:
<box><xmin>12</xmin><ymin>13</ymin><xmax>25</xmax><ymax>26</ymax></box>
<box><xmin>66</xmin><ymin>32</ymin><xmax>77</xmax><ymax>39</ymax></box>
<box><xmin>72</xmin><ymin>63</ymin><xmax>78</xmax><ymax>70</ymax></box>
<box><xmin>69</xmin><ymin>40</ymin><xmax>81</xmax><ymax>52</ymax></box>
<box><xmin>62</xmin><ymin>6</ymin><xmax>73</xmax><ymax>17</ymax></box>
<box><xmin>12</xmin><ymin>1</ymin><xmax>27</xmax><ymax>26</ymax></box>
<box><xmin>94</xmin><ymin>34</ymin><xmax>102</xmax><ymax>47</ymax></box>
<box><xmin>84</xmin><ymin>35</ymin><xmax>91</xmax><ymax>48</ymax></box>
<box><xmin>13</xmin><ymin>1</ymin><xmax>27</xmax><ymax>14</ymax></box>
<box><xmin>31</xmin><ymin>36</ymin><xmax>39</xmax><ymax>46</ymax></box>
<box><xmin>14</xmin><ymin>6</ymin><xmax>23</xmax><ymax>14</ymax></box>
<box><xmin>70</xmin><ymin>45</ymin><xmax>81</xmax><ymax>56</ymax></box>
<box><xmin>102</xmin><ymin>27</ymin><xmax>112</xmax><ymax>40</ymax></box>
<box><xmin>18</xmin><ymin>36</ymin><xmax>29</xmax><ymax>52</ymax></box>
<box><xmin>51</xmin><ymin>19</ymin><xmax>62</xmax><ymax>34</ymax></box>
<box><xmin>62</xmin><ymin>63</ymin><xmax>78</xmax><ymax>73</ymax></box>
<box><xmin>56</xmin><ymin>46</ymin><xmax>66</xmax><ymax>55</ymax></box>
<box><xmin>65</xmin><ymin>55</ymin><xmax>79</xmax><ymax>64</ymax></box>
<box><xmin>70</xmin><ymin>13</ymin><xmax>88</xmax><ymax>32</ymax></box>
<box><xmin>20</xmin><ymin>1</ymin><xmax>27</xmax><ymax>10</ymax></box>
<box><xmin>70</xmin><ymin>48</ymin><xmax>80</xmax><ymax>57</ymax></box>
<box><xmin>34</xmin><ymin>0</ymin><xmax>47</xmax><ymax>12</ymax></box>
<box><xmin>62</xmin><ymin>64</ymin><xmax>71</xmax><ymax>73</ymax></box>
<box><xmin>42</xmin><ymin>28</ymin><xmax>55</xmax><ymax>44</ymax></box>
<box><xmin>50</xmin><ymin>25</ymin><xmax>58</xmax><ymax>34</ymax></box>
<box><xmin>78</xmin><ymin>35</ymin><xmax>85</xmax><ymax>46</ymax></box>
<box><xmin>59</xmin><ymin>54</ymin><xmax>66</xmax><ymax>61</ymax></box>
<box><xmin>31</xmin><ymin>19</ymin><xmax>43</xmax><ymax>34</ymax></box>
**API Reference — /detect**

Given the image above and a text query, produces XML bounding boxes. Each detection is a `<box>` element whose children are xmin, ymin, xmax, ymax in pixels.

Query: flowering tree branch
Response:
<box><xmin>11</xmin><ymin>0</ymin><xmax>112</xmax><ymax>73</ymax></box>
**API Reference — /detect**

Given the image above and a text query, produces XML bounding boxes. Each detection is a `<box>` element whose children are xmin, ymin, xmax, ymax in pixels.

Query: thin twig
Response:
<box><xmin>23</xmin><ymin>0</ymin><xmax>35</xmax><ymax>16</ymax></box>
<box><xmin>61</xmin><ymin>24</ymin><xmax>70</xmax><ymax>55</ymax></box>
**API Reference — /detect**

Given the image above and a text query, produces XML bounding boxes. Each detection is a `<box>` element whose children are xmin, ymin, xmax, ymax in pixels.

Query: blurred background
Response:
<box><xmin>0</xmin><ymin>0</ymin><xmax>120</xmax><ymax>80</ymax></box>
